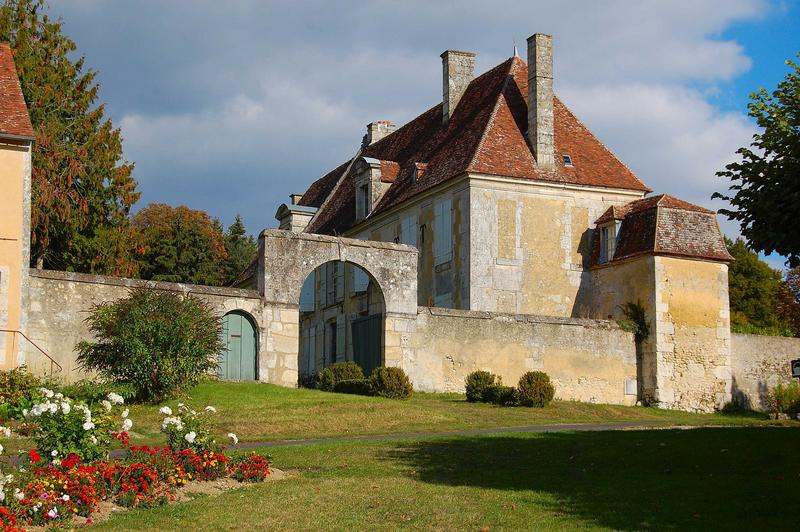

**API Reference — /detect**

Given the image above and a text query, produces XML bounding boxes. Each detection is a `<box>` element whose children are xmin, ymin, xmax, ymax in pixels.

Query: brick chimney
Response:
<box><xmin>527</xmin><ymin>33</ymin><xmax>554</xmax><ymax>170</ymax></box>
<box><xmin>362</xmin><ymin>120</ymin><xmax>396</xmax><ymax>147</ymax></box>
<box><xmin>441</xmin><ymin>50</ymin><xmax>475</xmax><ymax>124</ymax></box>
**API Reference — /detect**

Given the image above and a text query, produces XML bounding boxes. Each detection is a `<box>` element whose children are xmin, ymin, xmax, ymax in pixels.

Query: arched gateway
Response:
<box><xmin>256</xmin><ymin>230</ymin><xmax>418</xmax><ymax>387</ymax></box>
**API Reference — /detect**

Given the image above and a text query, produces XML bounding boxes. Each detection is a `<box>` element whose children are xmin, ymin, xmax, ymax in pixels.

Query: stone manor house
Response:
<box><xmin>1</xmin><ymin>36</ymin><xmax>797</xmax><ymax>412</ymax></box>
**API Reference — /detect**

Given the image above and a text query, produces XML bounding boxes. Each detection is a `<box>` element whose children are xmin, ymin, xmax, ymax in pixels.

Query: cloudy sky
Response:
<box><xmin>49</xmin><ymin>0</ymin><xmax>798</xmax><ymax>267</ymax></box>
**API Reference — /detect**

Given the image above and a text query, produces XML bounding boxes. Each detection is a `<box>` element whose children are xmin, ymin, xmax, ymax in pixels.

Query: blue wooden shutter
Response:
<box><xmin>434</xmin><ymin>199</ymin><xmax>452</xmax><ymax>265</ymax></box>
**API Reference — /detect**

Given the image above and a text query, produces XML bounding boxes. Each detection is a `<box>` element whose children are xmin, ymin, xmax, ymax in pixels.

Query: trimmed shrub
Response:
<box><xmin>465</xmin><ymin>371</ymin><xmax>498</xmax><ymax>402</ymax></box>
<box><xmin>517</xmin><ymin>371</ymin><xmax>555</xmax><ymax>407</ymax></box>
<box><xmin>0</xmin><ymin>366</ymin><xmax>44</xmax><ymax>420</ymax></box>
<box><xmin>317</xmin><ymin>362</ymin><xmax>365</xmax><ymax>392</ymax></box>
<box><xmin>60</xmin><ymin>379</ymin><xmax>135</xmax><ymax>406</ymax></box>
<box><xmin>482</xmin><ymin>385</ymin><xmax>518</xmax><ymax>406</ymax></box>
<box><xmin>332</xmin><ymin>378</ymin><xmax>372</xmax><ymax>396</ymax></box>
<box><xmin>768</xmin><ymin>381</ymin><xmax>800</xmax><ymax>419</ymax></box>
<box><xmin>368</xmin><ymin>366</ymin><xmax>413</xmax><ymax>400</ymax></box>
<box><xmin>75</xmin><ymin>288</ymin><xmax>223</xmax><ymax>403</ymax></box>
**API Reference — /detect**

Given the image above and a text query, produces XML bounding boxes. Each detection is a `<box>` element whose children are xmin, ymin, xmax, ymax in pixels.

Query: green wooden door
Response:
<box><xmin>351</xmin><ymin>314</ymin><xmax>382</xmax><ymax>376</ymax></box>
<box><xmin>219</xmin><ymin>311</ymin><xmax>257</xmax><ymax>381</ymax></box>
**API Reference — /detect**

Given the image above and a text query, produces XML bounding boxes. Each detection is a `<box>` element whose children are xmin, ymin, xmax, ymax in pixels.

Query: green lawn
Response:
<box><xmin>94</xmin><ymin>426</ymin><xmax>800</xmax><ymax>531</ymax></box>
<box><xmin>120</xmin><ymin>381</ymin><xmax>783</xmax><ymax>446</ymax></box>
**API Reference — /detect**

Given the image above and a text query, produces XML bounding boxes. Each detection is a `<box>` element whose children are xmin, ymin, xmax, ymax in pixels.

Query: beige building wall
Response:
<box><xmin>467</xmin><ymin>175</ymin><xmax>644</xmax><ymax>317</ymax></box>
<box><xmin>0</xmin><ymin>139</ymin><xmax>32</xmax><ymax>370</ymax></box>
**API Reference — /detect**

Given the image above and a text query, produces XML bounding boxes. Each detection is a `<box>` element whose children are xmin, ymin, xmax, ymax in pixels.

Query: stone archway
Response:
<box><xmin>255</xmin><ymin>230</ymin><xmax>418</xmax><ymax>387</ymax></box>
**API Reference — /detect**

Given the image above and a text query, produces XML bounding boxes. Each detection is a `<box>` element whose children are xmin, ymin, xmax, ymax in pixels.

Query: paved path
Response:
<box><xmin>235</xmin><ymin>421</ymin><xmax>668</xmax><ymax>449</ymax></box>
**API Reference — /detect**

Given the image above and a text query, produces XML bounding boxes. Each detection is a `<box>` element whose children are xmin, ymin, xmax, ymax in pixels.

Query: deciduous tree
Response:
<box><xmin>132</xmin><ymin>204</ymin><xmax>227</xmax><ymax>286</ymax></box>
<box><xmin>714</xmin><ymin>54</ymin><xmax>800</xmax><ymax>267</ymax></box>
<box><xmin>0</xmin><ymin>0</ymin><xmax>139</xmax><ymax>275</ymax></box>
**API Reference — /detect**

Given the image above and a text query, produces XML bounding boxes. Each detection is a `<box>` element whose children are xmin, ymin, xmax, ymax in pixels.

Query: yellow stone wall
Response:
<box><xmin>653</xmin><ymin>256</ymin><xmax>731</xmax><ymax>411</ymax></box>
<box><xmin>0</xmin><ymin>140</ymin><xmax>31</xmax><ymax>369</ymax></box>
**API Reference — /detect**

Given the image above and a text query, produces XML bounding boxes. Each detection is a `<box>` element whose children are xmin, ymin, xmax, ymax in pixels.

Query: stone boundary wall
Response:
<box><xmin>23</xmin><ymin>270</ymin><xmax>294</xmax><ymax>382</ymax></box>
<box><xmin>398</xmin><ymin>306</ymin><xmax>639</xmax><ymax>405</ymax></box>
<box><xmin>730</xmin><ymin>333</ymin><xmax>800</xmax><ymax>410</ymax></box>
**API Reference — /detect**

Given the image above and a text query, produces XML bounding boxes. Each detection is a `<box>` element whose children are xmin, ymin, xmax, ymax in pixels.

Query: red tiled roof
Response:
<box><xmin>303</xmin><ymin>56</ymin><xmax>651</xmax><ymax>235</ymax></box>
<box><xmin>0</xmin><ymin>43</ymin><xmax>34</xmax><ymax>139</ymax></box>
<box><xmin>591</xmin><ymin>194</ymin><xmax>731</xmax><ymax>264</ymax></box>
<box><xmin>595</xmin><ymin>194</ymin><xmax>713</xmax><ymax>225</ymax></box>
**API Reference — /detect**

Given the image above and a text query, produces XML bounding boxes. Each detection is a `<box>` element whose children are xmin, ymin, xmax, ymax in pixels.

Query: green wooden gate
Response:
<box><xmin>351</xmin><ymin>314</ymin><xmax>382</xmax><ymax>376</ymax></box>
<box><xmin>219</xmin><ymin>311</ymin><xmax>257</xmax><ymax>381</ymax></box>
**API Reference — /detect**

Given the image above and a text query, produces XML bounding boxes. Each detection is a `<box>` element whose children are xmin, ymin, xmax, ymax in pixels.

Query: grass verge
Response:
<box><xmin>94</xmin><ymin>426</ymin><xmax>800</xmax><ymax>530</ymax></box>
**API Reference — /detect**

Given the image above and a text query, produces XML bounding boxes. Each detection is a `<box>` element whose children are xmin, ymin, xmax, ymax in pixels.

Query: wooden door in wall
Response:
<box><xmin>219</xmin><ymin>311</ymin><xmax>257</xmax><ymax>381</ymax></box>
<box><xmin>351</xmin><ymin>314</ymin><xmax>382</xmax><ymax>376</ymax></box>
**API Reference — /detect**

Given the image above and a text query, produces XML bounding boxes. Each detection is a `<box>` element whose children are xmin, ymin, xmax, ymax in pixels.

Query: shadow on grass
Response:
<box><xmin>384</xmin><ymin>427</ymin><xmax>800</xmax><ymax>531</ymax></box>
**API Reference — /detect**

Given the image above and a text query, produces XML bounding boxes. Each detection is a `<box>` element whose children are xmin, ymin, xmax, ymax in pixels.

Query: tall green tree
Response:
<box><xmin>0</xmin><ymin>0</ymin><xmax>139</xmax><ymax>275</ymax></box>
<box><xmin>714</xmin><ymin>54</ymin><xmax>800</xmax><ymax>268</ymax></box>
<box><xmin>132</xmin><ymin>203</ymin><xmax>227</xmax><ymax>286</ymax></box>
<box><xmin>726</xmin><ymin>238</ymin><xmax>790</xmax><ymax>334</ymax></box>
<box><xmin>223</xmin><ymin>214</ymin><xmax>257</xmax><ymax>285</ymax></box>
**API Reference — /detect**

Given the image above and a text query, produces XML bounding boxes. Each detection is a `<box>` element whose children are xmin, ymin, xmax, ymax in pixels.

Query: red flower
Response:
<box><xmin>29</xmin><ymin>449</ymin><xmax>41</xmax><ymax>463</ymax></box>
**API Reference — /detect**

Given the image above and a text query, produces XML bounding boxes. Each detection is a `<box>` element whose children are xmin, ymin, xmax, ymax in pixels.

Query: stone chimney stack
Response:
<box><xmin>527</xmin><ymin>33</ymin><xmax>554</xmax><ymax>170</ymax></box>
<box><xmin>441</xmin><ymin>50</ymin><xmax>476</xmax><ymax>125</ymax></box>
<box><xmin>362</xmin><ymin>120</ymin><xmax>396</xmax><ymax>147</ymax></box>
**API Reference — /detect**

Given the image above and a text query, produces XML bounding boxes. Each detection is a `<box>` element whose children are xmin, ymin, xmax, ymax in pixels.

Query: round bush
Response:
<box><xmin>75</xmin><ymin>288</ymin><xmax>223</xmax><ymax>402</ymax></box>
<box><xmin>368</xmin><ymin>366</ymin><xmax>413</xmax><ymax>400</ymax></box>
<box><xmin>481</xmin><ymin>384</ymin><xmax>518</xmax><ymax>406</ymax></box>
<box><xmin>318</xmin><ymin>362</ymin><xmax>365</xmax><ymax>392</ymax></box>
<box><xmin>517</xmin><ymin>371</ymin><xmax>555</xmax><ymax>407</ymax></box>
<box><xmin>464</xmin><ymin>371</ymin><xmax>498</xmax><ymax>402</ymax></box>
<box><xmin>332</xmin><ymin>378</ymin><xmax>371</xmax><ymax>396</ymax></box>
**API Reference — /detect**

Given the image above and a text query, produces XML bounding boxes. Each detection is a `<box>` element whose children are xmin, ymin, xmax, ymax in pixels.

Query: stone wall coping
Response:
<box><xmin>731</xmin><ymin>332</ymin><xmax>800</xmax><ymax>346</ymax></box>
<box><xmin>29</xmin><ymin>269</ymin><xmax>261</xmax><ymax>300</ymax></box>
<box><xmin>418</xmin><ymin>306</ymin><xmax>624</xmax><ymax>330</ymax></box>
<box><xmin>259</xmin><ymin>228</ymin><xmax>418</xmax><ymax>254</ymax></box>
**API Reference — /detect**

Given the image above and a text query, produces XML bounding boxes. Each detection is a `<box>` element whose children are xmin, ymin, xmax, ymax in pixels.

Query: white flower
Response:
<box><xmin>13</xmin><ymin>488</ymin><xmax>24</xmax><ymax>501</ymax></box>
<box><xmin>0</xmin><ymin>426</ymin><xmax>10</xmax><ymax>438</ymax></box>
<box><xmin>0</xmin><ymin>443</ymin><xmax>3</xmax><ymax>455</ymax></box>
<box><xmin>53</xmin><ymin>393</ymin><xmax>64</xmax><ymax>400</ymax></box>
<box><xmin>47</xmin><ymin>508</ymin><xmax>58</xmax><ymax>519</ymax></box>
<box><xmin>184</xmin><ymin>431</ymin><xmax>197</xmax><ymax>444</ymax></box>
<box><xmin>62</xmin><ymin>494</ymin><xmax>70</xmax><ymax>501</ymax></box>
<box><xmin>82</xmin><ymin>421</ymin><xmax>95</xmax><ymax>431</ymax></box>
<box><xmin>39</xmin><ymin>387</ymin><xmax>54</xmax><ymax>398</ymax></box>
<box><xmin>60</xmin><ymin>402</ymin><xmax>71</xmax><ymax>415</ymax></box>
<box><xmin>159</xmin><ymin>406</ymin><xmax>172</xmax><ymax>416</ymax></box>
<box><xmin>101</xmin><ymin>400</ymin><xmax>112</xmax><ymax>411</ymax></box>
<box><xmin>227</xmin><ymin>433</ymin><xmax>238</xmax><ymax>445</ymax></box>
<box><xmin>121</xmin><ymin>408</ymin><xmax>129</xmax><ymax>418</ymax></box>
<box><xmin>51</xmin><ymin>450</ymin><xmax>58</xmax><ymax>457</ymax></box>
<box><xmin>204</xmin><ymin>406</ymin><xmax>216</xmax><ymax>413</ymax></box>
<box><xmin>51</xmin><ymin>459</ymin><xmax>59</xmax><ymax>466</ymax></box>
<box><xmin>161</xmin><ymin>416</ymin><xmax>183</xmax><ymax>431</ymax></box>
<box><xmin>22</xmin><ymin>409</ymin><xmax>28</xmax><ymax>418</ymax></box>
<box><xmin>90</xmin><ymin>435</ymin><xmax>98</xmax><ymax>444</ymax></box>
<box><xmin>107</xmin><ymin>392</ymin><xmax>124</xmax><ymax>405</ymax></box>
<box><xmin>47</xmin><ymin>403</ymin><xmax>58</xmax><ymax>414</ymax></box>
<box><xmin>121</xmin><ymin>418</ymin><xmax>133</xmax><ymax>431</ymax></box>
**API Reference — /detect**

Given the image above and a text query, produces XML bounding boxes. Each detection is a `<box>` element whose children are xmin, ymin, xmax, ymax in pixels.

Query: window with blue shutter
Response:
<box><xmin>434</xmin><ymin>199</ymin><xmax>453</xmax><ymax>265</ymax></box>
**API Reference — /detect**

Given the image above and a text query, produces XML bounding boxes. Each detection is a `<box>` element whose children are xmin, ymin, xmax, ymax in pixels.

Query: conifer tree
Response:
<box><xmin>0</xmin><ymin>0</ymin><xmax>139</xmax><ymax>274</ymax></box>
<box><xmin>223</xmin><ymin>214</ymin><xmax>257</xmax><ymax>285</ymax></box>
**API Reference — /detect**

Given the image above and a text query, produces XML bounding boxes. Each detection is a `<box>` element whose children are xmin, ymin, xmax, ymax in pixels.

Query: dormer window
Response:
<box><xmin>562</xmin><ymin>154</ymin><xmax>573</xmax><ymax>167</ymax></box>
<box><xmin>599</xmin><ymin>221</ymin><xmax>621</xmax><ymax>263</ymax></box>
<box><xmin>354</xmin><ymin>157</ymin><xmax>393</xmax><ymax>223</ymax></box>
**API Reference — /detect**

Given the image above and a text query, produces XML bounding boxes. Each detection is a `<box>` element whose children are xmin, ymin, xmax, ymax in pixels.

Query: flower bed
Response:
<box><xmin>0</xmin><ymin>391</ymin><xmax>273</xmax><ymax>531</ymax></box>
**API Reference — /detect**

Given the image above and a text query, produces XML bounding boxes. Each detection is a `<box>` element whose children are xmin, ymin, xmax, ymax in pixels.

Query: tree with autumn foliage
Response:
<box><xmin>132</xmin><ymin>204</ymin><xmax>228</xmax><ymax>286</ymax></box>
<box><xmin>777</xmin><ymin>268</ymin><xmax>800</xmax><ymax>337</ymax></box>
<box><xmin>0</xmin><ymin>0</ymin><xmax>139</xmax><ymax>275</ymax></box>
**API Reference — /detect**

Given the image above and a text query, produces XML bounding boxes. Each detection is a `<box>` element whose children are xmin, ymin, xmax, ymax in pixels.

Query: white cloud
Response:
<box><xmin>50</xmin><ymin>0</ymin><xmax>774</xmax><ymax>242</ymax></box>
